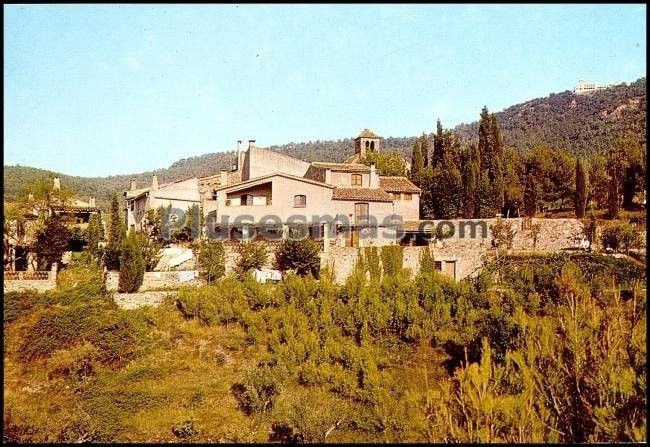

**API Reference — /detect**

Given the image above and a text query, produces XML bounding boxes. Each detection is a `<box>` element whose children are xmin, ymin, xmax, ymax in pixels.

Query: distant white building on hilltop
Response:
<box><xmin>573</xmin><ymin>80</ymin><xmax>613</xmax><ymax>95</ymax></box>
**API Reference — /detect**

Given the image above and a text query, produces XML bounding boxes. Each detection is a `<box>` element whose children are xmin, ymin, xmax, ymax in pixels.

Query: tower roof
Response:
<box><xmin>355</xmin><ymin>128</ymin><xmax>382</xmax><ymax>139</ymax></box>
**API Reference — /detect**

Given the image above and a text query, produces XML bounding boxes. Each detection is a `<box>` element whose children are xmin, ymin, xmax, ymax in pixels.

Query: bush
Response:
<box><xmin>118</xmin><ymin>232</ymin><xmax>145</xmax><ymax>293</ymax></box>
<box><xmin>275</xmin><ymin>236</ymin><xmax>321</xmax><ymax>277</ymax></box>
<box><xmin>171</xmin><ymin>418</ymin><xmax>200</xmax><ymax>440</ymax></box>
<box><xmin>56</xmin><ymin>261</ymin><xmax>106</xmax><ymax>296</ymax></box>
<box><xmin>47</xmin><ymin>342</ymin><xmax>100</xmax><ymax>385</ymax></box>
<box><xmin>601</xmin><ymin>221</ymin><xmax>642</xmax><ymax>253</ymax></box>
<box><xmin>237</xmin><ymin>242</ymin><xmax>268</xmax><ymax>275</ymax></box>
<box><xmin>232</xmin><ymin>365</ymin><xmax>283</xmax><ymax>415</ymax></box>
<box><xmin>380</xmin><ymin>245</ymin><xmax>403</xmax><ymax>276</ymax></box>
<box><xmin>193</xmin><ymin>239</ymin><xmax>225</xmax><ymax>283</ymax></box>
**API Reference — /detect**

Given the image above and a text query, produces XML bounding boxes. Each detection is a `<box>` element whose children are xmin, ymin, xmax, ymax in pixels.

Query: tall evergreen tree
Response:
<box><xmin>410</xmin><ymin>140</ymin><xmax>425</xmax><ymax>184</ymax></box>
<box><xmin>86</xmin><ymin>214</ymin><xmax>104</xmax><ymax>258</ymax></box>
<box><xmin>432</xmin><ymin>119</ymin><xmax>444</xmax><ymax>168</ymax></box>
<box><xmin>607</xmin><ymin>153</ymin><xmax>620</xmax><ymax>219</ymax></box>
<box><xmin>420</xmin><ymin>133</ymin><xmax>430</xmax><ymax>168</ymax></box>
<box><xmin>104</xmin><ymin>192</ymin><xmax>125</xmax><ymax>270</ymax></box>
<box><xmin>461</xmin><ymin>144</ymin><xmax>480</xmax><ymax>218</ymax></box>
<box><xmin>574</xmin><ymin>158</ymin><xmax>587</xmax><ymax>218</ymax></box>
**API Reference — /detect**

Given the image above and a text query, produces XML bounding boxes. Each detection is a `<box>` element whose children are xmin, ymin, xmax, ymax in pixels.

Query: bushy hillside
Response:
<box><xmin>454</xmin><ymin>78</ymin><xmax>646</xmax><ymax>154</ymax></box>
<box><xmin>4</xmin><ymin>77</ymin><xmax>645</xmax><ymax>210</ymax></box>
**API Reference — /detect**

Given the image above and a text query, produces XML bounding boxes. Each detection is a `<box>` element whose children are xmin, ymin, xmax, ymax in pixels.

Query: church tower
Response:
<box><xmin>354</xmin><ymin>128</ymin><xmax>382</xmax><ymax>157</ymax></box>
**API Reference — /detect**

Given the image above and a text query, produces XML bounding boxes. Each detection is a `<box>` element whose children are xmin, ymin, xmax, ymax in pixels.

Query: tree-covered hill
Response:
<box><xmin>454</xmin><ymin>77</ymin><xmax>646</xmax><ymax>154</ymax></box>
<box><xmin>4</xmin><ymin>77</ymin><xmax>645</xmax><ymax>210</ymax></box>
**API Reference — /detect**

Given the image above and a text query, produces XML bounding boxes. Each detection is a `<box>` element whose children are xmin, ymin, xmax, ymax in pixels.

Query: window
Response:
<box><xmin>355</xmin><ymin>202</ymin><xmax>369</xmax><ymax>225</ymax></box>
<box><xmin>391</xmin><ymin>192</ymin><xmax>400</xmax><ymax>200</ymax></box>
<box><xmin>370</xmin><ymin>141</ymin><xmax>375</xmax><ymax>151</ymax></box>
<box><xmin>434</xmin><ymin>261</ymin><xmax>442</xmax><ymax>271</ymax></box>
<box><xmin>294</xmin><ymin>194</ymin><xmax>306</xmax><ymax>207</ymax></box>
<box><xmin>403</xmin><ymin>193</ymin><xmax>412</xmax><ymax>201</ymax></box>
<box><xmin>212</xmin><ymin>189</ymin><xmax>218</xmax><ymax>200</ymax></box>
<box><xmin>352</xmin><ymin>174</ymin><xmax>362</xmax><ymax>186</ymax></box>
<box><xmin>241</xmin><ymin>194</ymin><xmax>253</xmax><ymax>206</ymax></box>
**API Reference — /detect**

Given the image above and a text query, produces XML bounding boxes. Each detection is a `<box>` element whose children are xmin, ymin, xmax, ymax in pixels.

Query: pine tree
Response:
<box><xmin>574</xmin><ymin>158</ymin><xmax>587</xmax><ymax>218</ymax></box>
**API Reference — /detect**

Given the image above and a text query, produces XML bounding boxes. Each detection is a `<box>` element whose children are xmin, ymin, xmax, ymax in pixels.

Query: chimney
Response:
<box><xmin>89</xmin><ymin>197</ymin><xmax>96</xmax><ymax>207</ymax></box>
<box><xmin>236</xmin><ymin>140</ymin><xmax>242</xmax><ymax>171</ymax></box>
<box><xmin>28</xmin><ymin>193</ymin><xmax>34</xmax><ymax>201</ymax></box>
<box><xmin>248</xmin><ymin>139</ymin><xmax>256</xmax><ymax>149</ymax></box>
<box><xmin>53</xmin><ymin>177</ymin><xmax>61</xmax><ymax>190</ymax></box>
<box><xmin>152</xmin><ymin>173</ymin><xmax>159</xmax><ymax>190</ymax></box>
<box><xmin>220</xmin><ymin>170</ymin><xmax>228</xmax><ymax>185</ymax></box>
<box><xmin>325</xmin><ymin>168</ymin><xmax>332</xmax><ymax>185</ymax></box>
<box><xmin>369</xmin><ymin>163</ymin><xmax>379</xmax><ymax>188</ymax></box>
<box><xmin>130</xmin><ymin>178</ymin><xmax>137</xmax><ymax>190</ymax></box>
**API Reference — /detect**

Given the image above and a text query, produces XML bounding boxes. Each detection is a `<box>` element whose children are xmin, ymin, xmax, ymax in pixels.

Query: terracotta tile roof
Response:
<box><xmin>343</xmin><ymin>153</ymin><xmax>360</xmax><ymax>164</ymax></box>
<box><xmin>311</xmin><ymin>162</ymin><xmax>370</xmax><ymax>172</ymax></box>
<box><xmin>332</xmin><ymin>187</ymin><xmax>392</xmax><ymax>202</ymax></box>
<box><xmin>356</xmin><ymin>128</ymin><xmax>382</xmax><ymax>139</ymax></box>
<box><xmin>379</xmin><ymin>176</ymin><xmax>421</xmax><ymax>193</ymax></box>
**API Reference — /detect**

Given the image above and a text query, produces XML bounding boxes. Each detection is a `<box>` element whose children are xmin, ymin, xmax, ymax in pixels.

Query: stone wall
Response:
<box><xmin>106</xmin><ymin>270</ymin><xmax>203</xmax><ymax>292</ymax></box>
<box><xmin>3</xmin><ymin>269</ymin><xmax>57</xmax><ymax>293</ymax></box>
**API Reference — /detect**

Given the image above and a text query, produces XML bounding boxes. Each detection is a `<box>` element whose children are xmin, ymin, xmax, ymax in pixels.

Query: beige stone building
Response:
<box><xmin>124</xmin><ymin>129</ymin><xmax>421</xmax><ymax>246</ymax></box>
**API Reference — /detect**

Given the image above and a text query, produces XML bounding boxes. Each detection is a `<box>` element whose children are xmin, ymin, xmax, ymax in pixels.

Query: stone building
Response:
<box><xmin>124</xmin><ymin>129</ymin><xmax>421</xmax><ymax>247</ymax></box>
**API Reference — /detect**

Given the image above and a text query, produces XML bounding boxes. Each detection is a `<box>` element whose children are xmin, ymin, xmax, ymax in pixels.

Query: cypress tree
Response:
<box><xmin>86</xmin><ymin>214</ymin><xmax>104</xmax><ymax>258</ymax></box>
<box><xmin>104</xmin><ymin>192</ymin><xmax>125</xmax><ymax>270</ymax></box>
<box><xmin>574</xmin><ymin>158</ymin><xmax>587</xmax><ymax>218</ymax></box>
<box><xmin>410</xmin><ymin>140</ymin><xmax>424</xmax><ymax>184</ymax></box>
<box><xmin>420</xmin><ymin>133</ymin><xmax>430</xmax><ymax>168</ymax></box>
<box><xmin>118</xmin><ymin>231</ymin><xmax>146</xmax><ymax>293</ymax></box>
<box><xmin>607</xmin><ymin>161</ymin><xmax>620</xmax><ymax>219</ymax></box>
<box><xmin>432</xmin><ymin>119</ymin><xmax>444</xmax><ymax>168</ymax></box>
<box><xmin>461</xmin><ymin>144</ymin><xmax>480</xmax><ymax>218</ymax></box>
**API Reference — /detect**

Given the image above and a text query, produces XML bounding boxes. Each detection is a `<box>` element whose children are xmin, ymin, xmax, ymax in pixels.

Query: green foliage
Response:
<box><xmin>490</xmin><ymin>219</ymin><xmax>515</xmax><ymax>250</ymax></box>
<box><xmin>275</xmin><ymin>232</ymin><xmax>321</xmax><ymax>277</ymax></box>
<box><xmin>359</xmin><ymin>151</ymin><xmax>407</xmax><ymax>177</ymax></box>
<box><xmin>86</xmin><ymin>214</ymin><xmax>104</xmax><ymax>258</ymax></box>
<box><xmin>118</xmin><ymin>232</ymin><xmax>145</xmax><ymax>293</ymax></box>
<box><xmin>232</xmin><ymin>365</ymin><xmax>283</xmax><ymax>415</ymax></box>
<box><xmin>237</xmin><ymin>242</ymin><xmax>268</xmax><ymax>276</ymax></box>
<box><xmin>32</xmin><ymin>214</ymin><xmax>71</xmax><ymax>270</ymax></box>
<box><xmin>193</xmin><ymin>239</ymin><xmax>225</xmax><ymax>283</ymax></box>
<box><xmin>171</xmin><ymin>418</ymin><xmax>200</xmax><ymax>440</ymax></box>
<box><xmin>601</xmin><ymin>221</ymin><xmax>642</xmax><ymax>253</ymax></box>
<box><xmin>171</xmin><ymin>204</ymin><xmax>200</xmax><ymax>242</ymax></box>
<box><xmin>574</xmin><ymin>157</ymin><xmax>588</xmax><ymax>218</ymax></box>
<box><xmin>410</xmin><ymin>139</ymin><xmax>424</xmax><ymax>182</ymax></box>
<box><xmin>380</xmin><ymin>245</ymin><xmax>403</xmax><ymax>276</ymax></box>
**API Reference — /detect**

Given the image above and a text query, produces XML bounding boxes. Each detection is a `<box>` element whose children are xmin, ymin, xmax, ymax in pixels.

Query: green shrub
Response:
<box><xmin>172</xmin><ymin>418</ymin><xmax>200</xmax><ymax>440</ymax></box>
<box><xmin>118</xmin><ymin>232</ymin><xmax>145</xmax><ymax>293</ymax></box>
<box><xmin>47</xmin><ymin>342</ymin><xmax>100</xmax><ymax>385</ymax></box>
<box><xmin>601</xmin><ymin>221</ymin><xmax>642</xmax><ymax>253</ymax></box>
<box><xmin>275</xmin><ymin>235</ymin><xmax>321</xmax><ymax>277</ymax></box>
<box><xmin>193</xmin><ymin>239</ymin><xmax>225</xmax><ymax>283</ymax></box>
<box><xmin>56</xmin><ymin>262</ymin><xmax>106</xmax><ymax>296</ymax></box>
<box><xmin>380</xmin><ymin>245</ymin><xmax>403</xmax><ymax>276</ymax></box>
<box><xmin>237</xmin><ymin>242</ymin><xmax>268</xmax><ymax>276</ymax></box>
<box><xmin>232</xmin><ymin>365</ymin><xmax>283</xmax><ymax>415</ymax></box>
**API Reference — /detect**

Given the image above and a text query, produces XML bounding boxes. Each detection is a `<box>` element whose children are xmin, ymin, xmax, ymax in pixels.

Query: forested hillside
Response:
<box><xmin>4</xmin><ymin>77</ymin><xmax>645</xmax><ymax>210</ymax></box>
<box><xmin>455</xmin><ymin>78</ymin><xmax>646</xmax><ymax>154</ymax></box>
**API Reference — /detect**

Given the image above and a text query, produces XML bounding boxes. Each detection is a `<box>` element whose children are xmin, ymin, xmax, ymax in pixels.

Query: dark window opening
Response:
<box><xmin>352</xmin><ymin>174</ymin><xmax>362</xmax><ymax>186</ymax></box>
<box><xmin>241</xmin><ymin>194</ymin><xmax>253</xmax><ymax>206</ymax></box>
<box><xmin>434</xmin><ymin>261</ymin><xmax>442</xmax><ymax>270</ymax></box>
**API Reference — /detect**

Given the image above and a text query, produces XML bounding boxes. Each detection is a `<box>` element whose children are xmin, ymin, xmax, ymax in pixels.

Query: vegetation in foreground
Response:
<box><xmin>3</xmin><ymin>251</ymin><xmax>645</xmax><ymax>443</ymax></box>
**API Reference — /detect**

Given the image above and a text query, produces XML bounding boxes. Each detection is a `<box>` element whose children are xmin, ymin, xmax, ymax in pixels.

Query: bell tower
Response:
<box><xmin>354</xmin><ymin>128</ymin><xmax>382</xmax><ymax>157</ymax></box>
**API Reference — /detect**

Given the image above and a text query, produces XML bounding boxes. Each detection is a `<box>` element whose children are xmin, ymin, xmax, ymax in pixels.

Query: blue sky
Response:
<box><xmin>4</xmin><ymin>4</ymin><xmax>646</xmax><ymax>177</ymax></box>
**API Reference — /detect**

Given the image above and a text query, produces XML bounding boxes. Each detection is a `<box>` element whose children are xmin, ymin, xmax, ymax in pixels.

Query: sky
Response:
<box><xmin>4</xmin><ymin>4</ymin><xmax>647</xmax><ymax>177</ymax></box>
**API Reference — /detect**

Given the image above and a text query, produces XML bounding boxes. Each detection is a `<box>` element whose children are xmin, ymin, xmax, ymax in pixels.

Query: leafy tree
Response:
<box><xmin>359</xmin><ymin>151</ymin><xmax>407</xmax><ymax>177</ymax></box>
<box><xmin>431</xmin><ymin>153</ymin><xmax>463</xmax><ymax>219</ymax></box>
<box><xmin>275</xmin><ymin>231</ymin><xmax>321</xmax><ymax>277</ymax></box>
<box><xmin>601</xmin><ymin>222</ymin><xmax>642</xmax><ymax>253</ymax></box>
<box><xmin>33</xmin><ymin>214</ymin><xmax>71</xmax><ymax>270</ymax></box>
<box><xmin>502</xmin><ymin>148</ymin><xmax>525</xmax><ymax>217</ymax></box>
<box><xmin>118</xmin><ymin>231</ymin><xmax>145</xmax><ymax>293</ymax></box>
<box><xmin>587</xmin><ymin>154</ymin><xmax>609</xmax><ymax>209</ymax></box>
<box><xmin>380</xmin><ymin>245</ymin><xmax>403</xmax><ymax>276</ymax></box>
<box><xmin>193</xmin><ymin>239</ymin><xmax>225</xmax><ymax>283</ymax></box>
<box><xmin>574</xmin><ymin>157</ymin><xmax>588</xmax><ymax>218</ymax></box>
